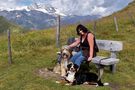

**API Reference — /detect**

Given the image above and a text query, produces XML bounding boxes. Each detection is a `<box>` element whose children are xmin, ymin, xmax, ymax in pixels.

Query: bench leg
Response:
<box><xmin>97</xmin><ymin>65</ymin><xmax>104</xmax><ymax>81</ymax></box>
<box><xmin>110</xmin><ymin>64</ymin><xmax>116</xmax><ymax>73</ymax></box>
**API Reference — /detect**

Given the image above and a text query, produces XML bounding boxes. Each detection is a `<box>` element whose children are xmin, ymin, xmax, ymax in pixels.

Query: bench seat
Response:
<box><xmin>92</xmin><ymin>56</ymin><xmax>119</xmax><ymax>65</ymax></box>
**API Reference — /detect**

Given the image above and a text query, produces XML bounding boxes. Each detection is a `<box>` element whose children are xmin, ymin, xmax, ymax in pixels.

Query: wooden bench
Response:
<box><xmin>67</xmin><ymin>38</ymin><xmax>123</xmax><ymax>79</ymax></box>
<box><xmin>91</xmin><ymin>40</ymin><xmax>123</xmax><ymax>79</ymax></box>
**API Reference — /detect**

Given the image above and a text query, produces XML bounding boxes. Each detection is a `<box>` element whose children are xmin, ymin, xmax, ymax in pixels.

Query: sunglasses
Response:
<box><xmin>79</xmin><ymin>29</ymin><xmax>82</xmax><ymax>32</ymax></box>
<box><xmin>79</xmin><ymin>30</ymin><xmax>84</xmax><ymax>34</ymax></box>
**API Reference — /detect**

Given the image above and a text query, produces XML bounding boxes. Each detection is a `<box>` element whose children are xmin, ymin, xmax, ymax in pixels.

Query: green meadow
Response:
<box><xmin>0</xmin><ymin>1</ymin><xmax>135</xmax><ymax>90</ymax></box>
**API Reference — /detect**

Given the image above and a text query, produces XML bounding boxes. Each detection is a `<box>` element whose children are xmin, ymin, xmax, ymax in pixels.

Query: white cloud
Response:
<box><xmin>0</xmin><ymin>0</ymin><xmax>16</xmax><ymax>8</ymax></box>
<box><xmin>0</xmin><ymin>0</ymin><xmax>133</xmax><ymax>16</ymax></box>
<box><xmin>38</xmin><ymin>0</ymin><xmax>133</xmax><ymax>16</ymax></box>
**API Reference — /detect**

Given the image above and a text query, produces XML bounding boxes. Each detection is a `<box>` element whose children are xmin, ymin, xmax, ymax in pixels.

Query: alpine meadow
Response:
<box><xmin>0</xmin><ymin>1</ymin><xmax>135</xmax><ymax>90</ymax></box>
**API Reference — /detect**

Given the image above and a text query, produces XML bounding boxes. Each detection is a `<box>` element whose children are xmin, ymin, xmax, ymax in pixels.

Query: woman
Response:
<box><xmin>68</xmin><ymin>24</ymin><xmax>98</xmax><ymax>67</ymax></box>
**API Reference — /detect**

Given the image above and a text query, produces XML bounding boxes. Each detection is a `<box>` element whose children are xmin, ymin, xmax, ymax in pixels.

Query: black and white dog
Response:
<box><xmin>65</xmin><ymin>63</ymin><xmax>109</xmax><ymax>86</ymax></box>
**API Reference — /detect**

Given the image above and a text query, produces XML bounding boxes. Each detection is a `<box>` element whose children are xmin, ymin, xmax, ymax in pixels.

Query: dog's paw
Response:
<box><xmin>103</xmin><ymin>82</ymin><xmax>109</xmax><ymax>86</ymax></box>
<box><xmin>83</xmin><ymin>82</ymin><xmax>89</xmax><ymax>85</ymax></box>
<box><xmin>55</xmin><ymin>81</ymin><xmax>60</xmax><ymax>84</ymax></box>
<box><xmin>65</xmin><ymin>83</ymin><xmax>71</xmax><ymax>86</ymax></box>
<box><xmin>54</xmin><ymin>71</ymin><xmax>61</xmax><ymax>74</ymax></box>
<box><xmin>96</xmin><ymin>84</ymin><xmax>98</xmax><ymax>87</ymax></box>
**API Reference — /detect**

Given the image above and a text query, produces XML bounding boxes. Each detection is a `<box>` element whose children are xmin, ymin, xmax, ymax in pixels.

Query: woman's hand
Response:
<box><xmin>67</xmin><ymin>45</ymin><xmax>71</xmax><ymax>49</ymax></box>
<box><xmin>87</xmin><ymin>57</ymin><xmax>92</xmax><ymax>62</ymax></box>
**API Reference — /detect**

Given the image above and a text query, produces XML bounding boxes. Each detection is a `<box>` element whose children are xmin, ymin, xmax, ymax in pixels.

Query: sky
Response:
<box><xmin>0</xmin><ymin>0</ymin><xmax>133</xmax><ymax>16</ymax></box>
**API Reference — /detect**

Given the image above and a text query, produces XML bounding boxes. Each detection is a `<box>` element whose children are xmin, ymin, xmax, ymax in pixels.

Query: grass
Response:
<box><xmin>1</xmin><ymin>1</ymin><xmax>135</xmax><ymax>90</ymax></box>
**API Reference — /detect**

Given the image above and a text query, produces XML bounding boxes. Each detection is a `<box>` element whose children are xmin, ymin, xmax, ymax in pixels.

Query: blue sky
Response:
<box><xmin>0</xmin><ymin>0</ymin><xmax>133</xmax><ymax>16</ymax></box>
<box><xmin>18</xmin><ymin>0</ymin><xmax>33</xmax><ymax>6</ymax></box>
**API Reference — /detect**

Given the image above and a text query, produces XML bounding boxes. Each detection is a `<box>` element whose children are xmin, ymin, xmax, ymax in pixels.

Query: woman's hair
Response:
<box><xmin>76</xmin><ymin>24</ymin><xmax>90</xmax><ymax>35</ymax></box>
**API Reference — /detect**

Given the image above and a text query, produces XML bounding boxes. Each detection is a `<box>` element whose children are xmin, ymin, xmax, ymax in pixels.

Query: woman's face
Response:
<box><xmin>79</xmin><ymin>30</ymin><xmax>85</xmax><ymax>36</ymax></box>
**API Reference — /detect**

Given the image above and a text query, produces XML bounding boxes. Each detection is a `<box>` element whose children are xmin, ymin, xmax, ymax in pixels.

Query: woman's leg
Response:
<box><xmin>70</xmin><ymin>51</ymin><xmax>82</xmax><ymax>63</ymax></box>
<box><xmin>74</xmin><ymin>55</ymin><xmax>85</xmax><ymax>67</ymax></box>
<box><xmin>70</xmin><ymin>51</ymin><xmax>86</xmax><ymax>67</ymax></box>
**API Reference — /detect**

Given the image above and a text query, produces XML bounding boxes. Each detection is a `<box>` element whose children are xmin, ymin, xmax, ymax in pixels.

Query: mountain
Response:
<box><xmin>0</xmin><ymin>10</ymin><xmax>100</xmax><ymax>30</ymax></box>
<box><xmin>0</xmin><ymin>15</ymin><xmax>29</xmax><ymax>34</ymax></box>
<box><xmin>61</xmin><ymin>15</ymin><xmax>100</xmax><ymax>25</ymax></box>
<box><xmin>0</xmin><ymin>10</ymin><xmax>56</xmax><ymax>30</ymax></box>
<box><xmin>0</xmin><ymin>0</ymin><xmax>133</xmax><ymax>30</ymax></box>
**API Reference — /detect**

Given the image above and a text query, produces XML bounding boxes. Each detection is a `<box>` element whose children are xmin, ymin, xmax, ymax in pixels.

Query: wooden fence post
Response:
<box><xmin>7</xmin><ymin>30</ymin><xmax>12</xmax><ymax>64</ymax></box>
<box><xmin>114</xmin><ymin>16</ymin><xmax>119</xmax><ymax>32</ymax></box>
<box><xmin>56</xmin><ymin>15</ymin><xmax>60</xmax><ymax>48</ymax></box>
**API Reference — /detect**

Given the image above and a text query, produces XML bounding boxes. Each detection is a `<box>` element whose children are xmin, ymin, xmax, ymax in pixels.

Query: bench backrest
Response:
<box><xmin>67</xmin><ymin>38</ymin><xmax>123</xmax><ymax>51</ymax></box>
<box><xmin>67</xmin><ymin>37</ymin><xmax>123</xmax><ymax>58</ymax></box>
<box><xmin>96</xmin><ymin>39</ymin><xmax>123</xmax><ymax>58</ymax></box>
<box><xmin>96</xmin><ymin>40</ymin><xmax>123</xmax><ymax>52</ymax></box>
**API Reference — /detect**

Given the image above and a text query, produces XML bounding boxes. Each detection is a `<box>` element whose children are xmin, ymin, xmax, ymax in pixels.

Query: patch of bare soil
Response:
<box><xmin>35</xmin><ymin>68</ymin><xmax>62</xmax><ymax>80</ymax></box>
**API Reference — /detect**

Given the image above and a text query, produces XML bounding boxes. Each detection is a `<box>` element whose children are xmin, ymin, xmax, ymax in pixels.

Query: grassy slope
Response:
<box><xmin>0</xmin><ymin>16</ymin><xmax>28</xmax><ymax>34</ymax></box>
<box><xmin>0</xmin><ymin>1</ymin><xmax>135</xmax><ymax>90</ymax></box>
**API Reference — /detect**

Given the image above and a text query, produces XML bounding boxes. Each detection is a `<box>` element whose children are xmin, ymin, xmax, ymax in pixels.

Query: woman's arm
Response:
<box><xmin>87</xmin><ymin>33</ymin><xmax>94</xmax><ymax>61</ymax></box>
<box><xmin>68</xmin><ymin>38</ymin><xmax>80</xmax><ymax>48</ymax></box>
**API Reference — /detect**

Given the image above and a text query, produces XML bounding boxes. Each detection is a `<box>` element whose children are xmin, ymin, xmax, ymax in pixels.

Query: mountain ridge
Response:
<box><xmin>0</xmin><ymin>9</ymin><xmax>101</xmax><ymax>30</ymax></box>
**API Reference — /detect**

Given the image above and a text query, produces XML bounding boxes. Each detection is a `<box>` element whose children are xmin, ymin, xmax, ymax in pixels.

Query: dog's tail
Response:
<box><xmin>97</xmin><ymin>79</ymin><xmax>109</xmax><ymax>87</ymax></box>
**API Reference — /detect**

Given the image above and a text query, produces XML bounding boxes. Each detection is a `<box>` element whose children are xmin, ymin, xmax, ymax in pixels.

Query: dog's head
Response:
<box><xmin>65</xmin><ymin>63</ymin><xmax>79</xmax><ymax>83</ymax></box>
<box><xmin>61</xmin><ymin>45</ymin><xmax>72</xmax><ymax>59</ymax></box>
<box><xmin>67</xmin><ymin>63</ymin><xmax>79</xmax><ymax>72</ymax></box>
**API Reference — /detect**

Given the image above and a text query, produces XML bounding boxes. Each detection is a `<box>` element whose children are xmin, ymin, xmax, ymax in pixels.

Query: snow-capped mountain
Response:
<box><xmin>0</xmin><ymin>0</ymin><xmax>133</xmax><ymax>30</ymax></box>
<box><xmin>0</xmin><ymin>10</ymin><xmax>57</xmax><ymax>29</ymax></box>
<box><xmin>27</xmin><ymin>3</ymin><xmax>66</xmax><ymax>16</ymax></box>
<box><xmin>0</xmin><ymin>9</ymin><xmax>100</xmax><ymax>30</ymax></box>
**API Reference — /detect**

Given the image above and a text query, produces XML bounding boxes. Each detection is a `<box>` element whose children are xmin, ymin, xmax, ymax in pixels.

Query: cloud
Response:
<box><xmin>0</xmin><ymin>0</ymin><xmax>133</xmax><ymax>16</ymax></box>
<box><xmin>0</xmin><ymin>0</ymin><xmax>16</xmax><ymax>9</ymax></box>
<box><xmin>45</xmin><ymin>0</ymin><xmax>133</xmax><ymax>16</ymax></box>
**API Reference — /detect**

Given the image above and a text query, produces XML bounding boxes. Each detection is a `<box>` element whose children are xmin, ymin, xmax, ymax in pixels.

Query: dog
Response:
<box><xmin>65</xmin><ymin>63</ymin><xmax>109</xmax><ymax>86</ymax></box>
<box><xmin>64</xmin><ymin>62</ymin><xmax>78</xmax><ymax>83</ymax></box>
<box><xmin>53</xmin><ymin>45</ymin><xmax>72</xmax><ymax>77</ymax></box>
<box><xmin>55</xmin><ymin>62</ymin><xmax>78</xmax><ymax>85</ymax></box>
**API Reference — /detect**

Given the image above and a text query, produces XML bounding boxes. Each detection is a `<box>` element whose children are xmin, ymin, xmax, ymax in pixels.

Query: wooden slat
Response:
<box><xmin>96</xmin><ymin>40</ymin><xmax>123</xmax><ymax>51</ymax></box>
<box><xmin>92</xmin><ymin>56</ymin><xmax>119</xmax><ymax>65</ymax></box>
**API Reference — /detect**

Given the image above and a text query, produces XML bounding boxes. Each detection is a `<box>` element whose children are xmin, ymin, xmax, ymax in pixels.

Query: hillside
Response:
<box><xmin>0</xmin><ymin>16</ymin><xmax>11</xmax><ymax>33</ymax></box>
<box><xmin>0</xmin><ymin>1</ymin><xmax>135</xmax><ymax>90</ymax></box>
<box><xmin>0</xmin><ymin>16</ymin><xmax>28</xmax><ymax>34</ymax></box>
